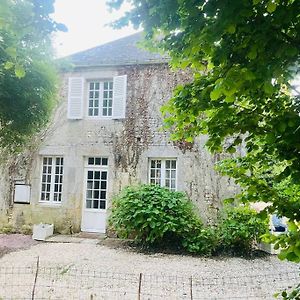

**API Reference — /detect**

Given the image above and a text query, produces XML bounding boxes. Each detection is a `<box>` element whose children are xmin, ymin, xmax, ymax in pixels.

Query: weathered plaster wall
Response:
<box><xmin>0</xmin><ymin>63</ymin><xmax>239</xmax><ymax>232</ymax></box>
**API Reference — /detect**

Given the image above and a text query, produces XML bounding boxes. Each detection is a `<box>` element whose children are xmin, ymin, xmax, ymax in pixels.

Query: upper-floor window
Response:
<box><xmin>149</xmin><ymin>159</ymin><xmax>177</xmax><ymax>191</ymax></box>
<box><xmin>67</xmin><ymin>75</ymin><xmax>127</xmax><ymax>120</ymax></box>
<box><xmin>88</xmin><ymin>81</ymin><xmax>113</xmax><ymax>117</ymax></box>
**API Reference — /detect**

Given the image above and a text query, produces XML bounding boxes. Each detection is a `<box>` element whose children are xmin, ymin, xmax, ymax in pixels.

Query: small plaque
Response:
<box><xmin>14</xmin><ymin>184</ymin><xmax>31</xmax><ymax>204</ymax></box>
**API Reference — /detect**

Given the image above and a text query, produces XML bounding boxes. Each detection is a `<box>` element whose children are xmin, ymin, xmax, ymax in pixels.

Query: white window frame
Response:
<box><xmin>39</xmin><ymin>156</ymin><xmax>64</xmax><ymax>205</ymax></box>
<box><xmin>86</xmin><ymin>80</ymin><xmax>113</xmax><ymax>119</ymax></box>
<box><xmin>148</xmin><ymin>158</ymin><xmax>178</xmax><ymax>191</ymax></box>
<box><xmin>84</xmin><ymin>157</ymin><xmax>109</xmax><ymax>211</ymax></box>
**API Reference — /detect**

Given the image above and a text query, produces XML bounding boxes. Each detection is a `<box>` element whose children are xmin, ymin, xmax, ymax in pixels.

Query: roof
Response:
<box><xmin>66</xmin><ymin>32</ymin><xmax>168</xmax><ymax>67</ymax></box>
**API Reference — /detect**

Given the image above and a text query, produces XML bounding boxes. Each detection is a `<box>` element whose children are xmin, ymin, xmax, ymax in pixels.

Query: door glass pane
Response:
<box><xmin>86</xmin><ymin>200</ymin><xmax>92</xmax><ymax>209</ymax></box>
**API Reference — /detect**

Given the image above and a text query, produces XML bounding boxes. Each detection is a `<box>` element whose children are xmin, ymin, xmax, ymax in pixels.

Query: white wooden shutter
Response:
<box><xmin>67</xmin><ymin>77</ymin><xmax>84</xmax><ymax>119</ymax></box>
<box><xmin>112</xmin><ymin>75</ymin><xmax>127</xmax><ymax>119</ymax></box>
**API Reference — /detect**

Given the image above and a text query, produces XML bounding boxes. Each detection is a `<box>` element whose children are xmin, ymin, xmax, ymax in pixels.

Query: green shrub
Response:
<box><xmin>216</xmin><ymin>205</ymin><xmax>268</xmax><ymax>255</ymax></box>
<box><xmin>109</xmin><ymin>184</ymin><xmax>267</xmax><ymax>256</ymax></box>
<box><xmin>182</xmin><ymin>224</ymin><xmax>218</xmax><ymax>255</ymax></box>
<box><xmin>109</xmin><ymin>184</ymin><xmax>201</xmax><ymax>248</ymax></box>
<box><xmin>0</xmin><ymin>223</ymin><xmax>16</xmax><ymax>234</ymax></box>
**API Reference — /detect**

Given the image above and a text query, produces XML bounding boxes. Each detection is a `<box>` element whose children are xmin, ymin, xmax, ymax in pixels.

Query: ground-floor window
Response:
<box><xmin>40</xmin><ymin>156</ymin><xmax>64</xmax><ymax>203</ymax></box>
<box><xmin>149</xmin><ymin>159</ymin><xmax>177</xmax><ymax>191</ymax></box>
<box><xmin>85</xmin><ymin>157</ymin><xmax>108</xmax><ymax>210</ymax></box>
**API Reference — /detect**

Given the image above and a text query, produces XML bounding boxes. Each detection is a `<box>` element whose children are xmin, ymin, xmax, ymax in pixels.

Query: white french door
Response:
<box><xmin>81</xmin><ymin>157</ymin><xmax>108</xmax><ymax>233</ymax></box>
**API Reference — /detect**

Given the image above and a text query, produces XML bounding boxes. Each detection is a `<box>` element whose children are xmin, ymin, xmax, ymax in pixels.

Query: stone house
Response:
<box><xmin>0</xmin><ymin>33</ymin><xmax>238</xmax><ymax>234</ymax></box>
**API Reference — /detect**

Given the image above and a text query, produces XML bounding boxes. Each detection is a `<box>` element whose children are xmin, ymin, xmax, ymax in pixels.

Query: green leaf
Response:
<box><xmin>263</xmin><ymin>82</ymin><xmax>274</xmax><ymax>94</ymax></box>
<box><xmin>210</xmin><ymin>88</ymin><xmax>222</xmax><ymax>101</ymax></box>
<box><xmin>278</xmin><ymin>122</ymin><xmax>287</xmax><ymax>133</ymax></box>
<box><xmin>4</xmin><ymin>61</ymin><xmax>14</xmax><ymax>70</ymax></box>
<box><xmin>227</xmin><ymin>24</ymin><xmax>236</xmax><ymax>34</ymax></box>
<box><xmin>267</xmin><ymin>1</ymin><xmax>277</xmax><ymax>13</ymax></box>
<box><xmin>15</xmin><ymin>65</ymin><xmax>25</xmax><ymax>78</ymax></box>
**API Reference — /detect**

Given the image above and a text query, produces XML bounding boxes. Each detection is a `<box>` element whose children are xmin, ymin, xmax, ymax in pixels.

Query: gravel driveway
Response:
<box><xmin>0</xmin><ymin>235</ymin><xmax>299</xmax><ymax>299</ymax></box>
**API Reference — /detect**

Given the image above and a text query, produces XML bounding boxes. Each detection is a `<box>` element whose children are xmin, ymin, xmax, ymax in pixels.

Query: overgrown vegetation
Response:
<box><xmin>109</xmin><ymin>185</ymin><xmax>267</xmax><ymax>256</ymax></box>
<box><xmin>0</xmin><ymin>0</ymin><xmax>66</xmax><ymax>152</ymax></box>
<box><xmin>107</xmin><ymin>0</ymin><xmax>300</xmax><ymax>263</ymax></box>
<box><xmin>216</xmin><ymin>206</ymin><xmax>267</xmax><ymax>255</ymax></box>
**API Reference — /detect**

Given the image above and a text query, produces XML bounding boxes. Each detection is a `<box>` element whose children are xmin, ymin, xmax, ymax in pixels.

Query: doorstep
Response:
<box><xmin>45</xmin><ymin>233</ymin><xmax>106</xmax><ymax>244</ymax></box>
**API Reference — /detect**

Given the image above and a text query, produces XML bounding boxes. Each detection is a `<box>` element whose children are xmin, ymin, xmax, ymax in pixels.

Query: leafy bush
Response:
<box><xmin>182</xmin><ymin>225</ymin><xmax>217</xmax><ymax>255</ymax></box>
<box><xmin>216</xmin><ymin>205</ymin><xmax>268</xmax><ymax>255</ymax></box>
<box><xmin>109</xmin><ymin>184</ymin><xmax>267</xmax><ymax>256</ymax></box>
<box><xmin>109</xmin><ymin>184</ymin><xmax>201</xmax><ymax>248</ymax></box>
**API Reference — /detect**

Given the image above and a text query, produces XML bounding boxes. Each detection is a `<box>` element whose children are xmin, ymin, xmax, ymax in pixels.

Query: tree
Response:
<box><xmin>0</xmin><ymin>0</ymin><xmax>66</xmax><ymax>152</ymax></box>
<box><xmin>107</xmin><ymin>0</ymin><xmax>300</xmax><ymax>262</ymax></box>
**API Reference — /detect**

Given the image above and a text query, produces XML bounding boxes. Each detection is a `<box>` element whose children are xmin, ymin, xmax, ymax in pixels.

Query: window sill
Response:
<box><xmin>38</xmin><ymin>202</ymin><xmax>62</xmax><ymax>208</ymax></box>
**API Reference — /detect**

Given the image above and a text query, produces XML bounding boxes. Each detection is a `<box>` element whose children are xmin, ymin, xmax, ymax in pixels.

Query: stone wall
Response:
<box><xmin>0</xmin><ymin>63</ymin><xmax>239</xmax><ymax>233</ymax></box>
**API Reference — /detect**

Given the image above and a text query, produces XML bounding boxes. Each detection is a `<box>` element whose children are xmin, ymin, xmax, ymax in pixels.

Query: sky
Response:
<box><xmin>52</xmin><ymin>0</ymin><xmax>138</xmax><ymax>58</ymax></box>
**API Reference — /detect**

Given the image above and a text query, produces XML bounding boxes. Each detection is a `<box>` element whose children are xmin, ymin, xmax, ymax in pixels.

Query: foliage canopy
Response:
<box><xmin>108</xmin><ymin>0</ymin><xmax>300</xmax><ymax>261</ymax></box>
<box><xmin>0</xmin><ymin>0</ymin><xmax>66</xmax><ymax>151</ymax></box>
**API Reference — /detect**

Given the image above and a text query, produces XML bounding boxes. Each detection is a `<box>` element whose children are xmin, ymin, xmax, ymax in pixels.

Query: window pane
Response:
<box><xmin>102</xmin><ymin>158</ymin><xmax>108</xmax><ymax>165</ymax></box>
<box><xmin>95</xmin><ymin>82</ymin><xmax>100</xmax><ymax>90</ymax></box>
<box><xmin>94</xmin><ymin>172</ymin><xmax>100</xmax><ymax>179</ymax></box>
<box><xmin>93</xmin><ymin>200</ymin><xmax>99</xmax><ymax>209</ymax></box>
<box><xmin>86</xmin><ymin>190</ymin><xmax>92</xmax><ymax>198</ymax></box>
<box><xmin>101</xmin><ymin>172</ymin><xmax>107</xmax><ymax>180</ymax></box>
<box><xmin>100</xmin><ymin>200</ymin><xmax>106</xmax><ymax>209</ymax></box>
<box><xmin>171</xmin><ymin>160</ymin><xmax>176</xmax><ymax>169</ymax></box>
<box><xmin>88</xmin><ymin>157</ymin><xmax>94</xmax><ymax>165</ymax></box>
<box><xmin>101</xmin><ymin>181</ymin><xmax>107</xmax><ymax>189</ymax></box>
<box><xmin>94</xmin><ymin>181</ymin><xmax>100</xmax><ymax>189</ymax></box>
<box><xmin>90</xmin><ymin>82</ymin><xmax>94</xmax><ymax>89</ymax></box>
<box><xmin>100</xmin><ymin>191</ymin><xmax>106</xmax><ymax>199</ymax></box>
<box><xmin>95</xmin><ymin>157</ymin><xmax>101</xmax><ymax>165</ymax></box>
<box><xmin>171</xmin><ymin>180</ymin><xmax>176</xmax><ymax>189</ymax></box>
<box><xmin>88</xmin><ymin>171</ymin><xmax>93</xmax><ymax>179</ymax></box>
<box><xmin>87</xmin><ymin>180</ymin><xmax>93</xmax><ymax>189</ymax></box>
<box><xmin>86</xmin><ymin>200</ymin><xmax>92</xmax><ymax>209</ymax></box>
<box><xmin>94</xmin><ymin>191</ymin><xmax>99</xmax><ymax>199</ymax></box>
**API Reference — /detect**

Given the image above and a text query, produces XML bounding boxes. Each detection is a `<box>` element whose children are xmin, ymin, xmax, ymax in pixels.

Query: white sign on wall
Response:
<box><xmin>14</xmin><ymin>184</ymin><xmax>31</xmax><ymax>204</ymax></box>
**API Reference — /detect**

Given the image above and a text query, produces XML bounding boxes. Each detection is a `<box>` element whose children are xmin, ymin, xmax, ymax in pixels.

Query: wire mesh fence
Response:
<box><xmin>0</xmin><ymin>260</ymin><xmax>298</xmax><ymax>299</ymax></box>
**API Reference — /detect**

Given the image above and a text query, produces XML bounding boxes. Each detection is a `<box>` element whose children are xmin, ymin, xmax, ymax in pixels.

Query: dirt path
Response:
<box><xmin>0</xmin><ymin>234</ymin><xmax>38</xmax><ymax>258</ymax></box>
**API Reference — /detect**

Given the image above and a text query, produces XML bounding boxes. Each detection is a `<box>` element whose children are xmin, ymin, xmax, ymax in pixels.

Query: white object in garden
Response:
<box><xmin>32</xmin><ymin>223</ymin><xmax>54</xmax><ymax>241</ymax></box>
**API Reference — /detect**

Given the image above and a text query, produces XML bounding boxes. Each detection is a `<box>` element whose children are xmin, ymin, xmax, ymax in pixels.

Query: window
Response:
<box><xmin>149</xmin><ymin>159</ymin><xmax>177</xmax><ymax>191</ymax></box>
<box><xmin>85</xmin><ymin>157</ymin><xmax>108</xmax><ymax>210</ymax></box>
<box><xmin>88</xmin><ymin>81</ymin><xmax>113</xmax><ymax>117</ymax></box>
<box><xmin>40</xmin><ymin>157</ymin><xmax>64</xmax><ymax>203</ymax></box>
<box><xmin>67</xmin><ymin>75</ymin><xmax>127</xmax><ymax>120</ymax></box>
